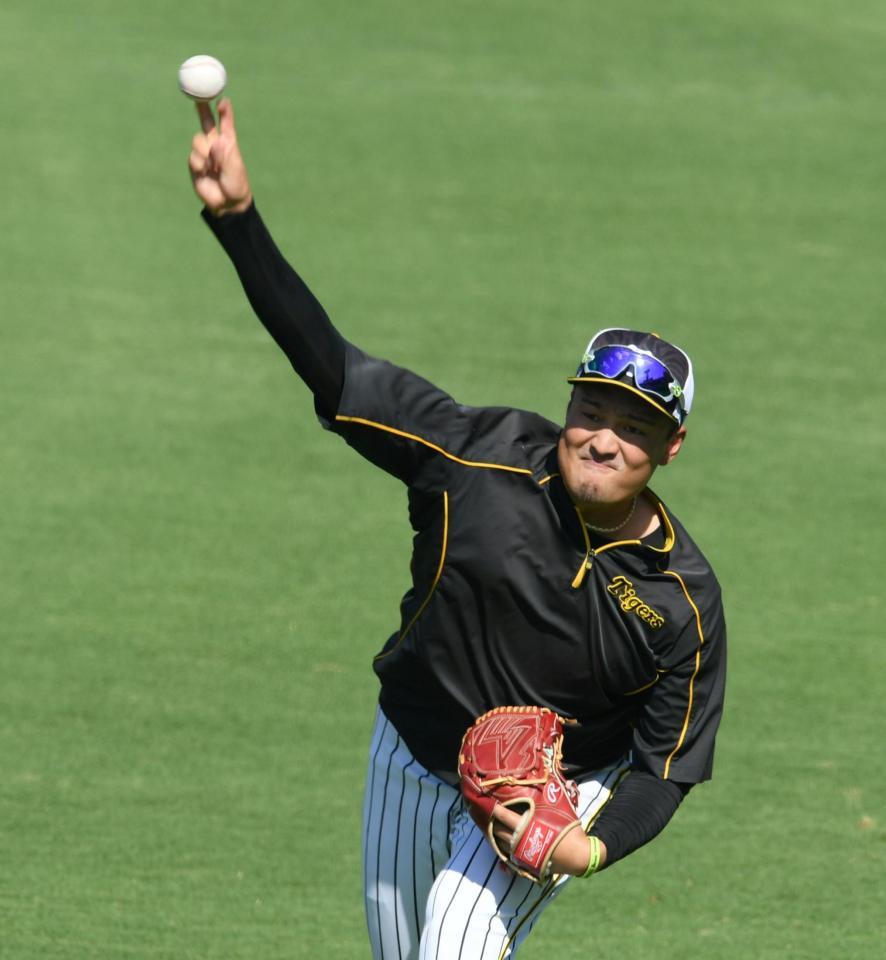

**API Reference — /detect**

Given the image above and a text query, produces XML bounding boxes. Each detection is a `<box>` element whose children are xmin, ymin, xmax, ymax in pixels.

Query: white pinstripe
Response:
<box><xmin>362</xmin><ymin>708</ymin><xmax>628</xmax><ymax>960</ymax></box>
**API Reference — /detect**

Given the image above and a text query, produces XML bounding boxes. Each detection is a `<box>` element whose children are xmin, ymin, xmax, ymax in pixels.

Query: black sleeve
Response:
<box><xmin>589</xmin><ymin>769</ymin><xmax>691</xmax><ymax>868</ymax></box>
<box><xmin>201</xmin><ymin>202</ymin><xmax>346</xmax><ymax>419</ymax></box>
<box><xmin>632</xmin><ymin>582</ymin><xmax>727</xmax><ymax>784</ymax></box>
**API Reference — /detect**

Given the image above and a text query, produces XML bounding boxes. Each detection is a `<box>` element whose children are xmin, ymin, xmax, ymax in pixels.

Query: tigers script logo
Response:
<box><xmin>607</xmin><ymin>576</ymin><xmax>665</xmax><ymax>629</ymax></box>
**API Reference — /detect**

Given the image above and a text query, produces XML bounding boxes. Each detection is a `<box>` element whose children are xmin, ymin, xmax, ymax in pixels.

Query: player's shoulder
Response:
<box><xmin>657</xmin><ymin>500</ymin><xmax>724</xmax><ymax>604</ymax></box>
<box><xmin>456</xmin><ymin>403</ymin><xmax>560</xmax><ymax>473</ymax></box>
<box><xmin>641</xmin><ymin>501</ymin><xmax>727</xmax><ymax>663</ymax></box>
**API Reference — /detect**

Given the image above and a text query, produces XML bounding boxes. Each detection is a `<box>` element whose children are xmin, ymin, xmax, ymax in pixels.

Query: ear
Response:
<box><xmin>659</xmin><ymin>426</ymin><xmax>687</xmax><ymax>466</ymax></box>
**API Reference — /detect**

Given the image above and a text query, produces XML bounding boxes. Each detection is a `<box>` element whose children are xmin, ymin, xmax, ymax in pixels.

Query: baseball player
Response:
<box><xmin>187</xmin><ymin>99</ymin><xmax>727</xmax><ymax>959</ymax></box>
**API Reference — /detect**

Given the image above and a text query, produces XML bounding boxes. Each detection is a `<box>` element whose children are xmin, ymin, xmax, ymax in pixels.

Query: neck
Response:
<box><xmin>581</xmin><ymin>492</ymin><xmax>661</xmax><ymax>539</ymax></box>
<box><xmin>581</xmin><ymin>496</ymin><xmax>637</xmax><ymax>534</ymax></box>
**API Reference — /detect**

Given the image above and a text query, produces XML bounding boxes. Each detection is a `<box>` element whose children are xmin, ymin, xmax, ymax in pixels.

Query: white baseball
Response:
<box><xmin>178</xmin><ymin>55</ymin><xmax>227</xmax><ymax>102</ymax></box>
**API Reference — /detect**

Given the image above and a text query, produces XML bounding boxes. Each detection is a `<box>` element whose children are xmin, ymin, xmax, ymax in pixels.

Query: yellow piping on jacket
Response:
<box><xmin>373</xmin><ymin>491</ymin><xmax>449</xmax><ymax>662</ymax></box>
<box><xmin>661</xmin><ymin>568</ymin><xmax>705</xmax><ymax>779</ymax></box>
<box><xmin>335</xmin><ymin>415</ymin><xmax>533</xmax><ymax>475</ymax></box>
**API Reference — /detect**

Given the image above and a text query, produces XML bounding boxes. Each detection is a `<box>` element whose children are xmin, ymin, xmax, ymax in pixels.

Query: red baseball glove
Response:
<box><xmin>457</xmin><ymin>706</ymin><xmax>582</xmax><ymax>883</ymax></box>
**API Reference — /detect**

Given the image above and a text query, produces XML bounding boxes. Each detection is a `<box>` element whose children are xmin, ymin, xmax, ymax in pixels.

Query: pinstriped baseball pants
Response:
<box><xmin>363</xmin><ymin>708</ymin><xmax>628</xmax><ymax>960</ymax></box>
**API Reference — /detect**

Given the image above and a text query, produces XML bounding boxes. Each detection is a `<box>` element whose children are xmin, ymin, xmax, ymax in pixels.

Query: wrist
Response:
<box><xmin>580</xmin><ymin>835</ymin><xmax>607</xmax><ymax>878</ymax></box>
<box><xmin>207</xmin><ymin>191</ymin><xmax>254</xmax><ymax>218</ymax></box>
<box><xmin>225</xmin><ymin>191</ymin><xmax>253</xmax><ymax>215</ymax></box>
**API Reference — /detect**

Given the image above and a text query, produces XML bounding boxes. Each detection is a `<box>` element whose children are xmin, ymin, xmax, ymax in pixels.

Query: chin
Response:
<box><xmin>567</xmin><ymin>478</ymin><xmax>611</xmax><ymax>506</ymax></box>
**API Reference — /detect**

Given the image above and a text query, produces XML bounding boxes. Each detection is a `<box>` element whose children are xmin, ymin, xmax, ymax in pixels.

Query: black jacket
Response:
<box><xmin>331</xmin><ymin>345</ymin><xmax>726</xmax><ymax>781</ymax></box>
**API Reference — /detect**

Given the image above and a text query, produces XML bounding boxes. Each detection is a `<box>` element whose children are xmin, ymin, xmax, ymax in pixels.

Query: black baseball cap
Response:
<box><xmin>567</xmin><ymin>328</ymin><xmax>694</xmax><ymax>426</ymax></box>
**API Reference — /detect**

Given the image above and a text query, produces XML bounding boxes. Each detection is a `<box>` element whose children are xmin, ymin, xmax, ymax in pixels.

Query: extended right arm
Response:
<box><xmin>189</xmin><ymin>97</ymin><xmax>345</xmax><ymax>419</ymax></box>
<box><xmin>202</xmin><ymin>203</ymin><xmax>345</xmax><ymax>419</ymax></box>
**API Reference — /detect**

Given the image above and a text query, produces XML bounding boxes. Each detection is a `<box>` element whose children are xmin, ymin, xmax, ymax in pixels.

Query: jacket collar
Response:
<box><xmin>540</xmin><ymin>449</ymin><xmax>676</xmax><ymax>556</ymax></box>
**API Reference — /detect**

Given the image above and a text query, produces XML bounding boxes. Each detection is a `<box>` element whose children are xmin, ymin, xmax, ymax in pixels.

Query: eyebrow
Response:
<box><xmin>577</xmin><ymin>397</ymin><xmax>657</xmax><ymax>426</ymax></box>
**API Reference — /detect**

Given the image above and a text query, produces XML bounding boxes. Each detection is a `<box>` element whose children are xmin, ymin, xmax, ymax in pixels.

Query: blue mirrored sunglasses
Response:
<box><xmin>576</xmin><ymin>345</ymin><xmax>685</xmax><ymax>408</ymax></box>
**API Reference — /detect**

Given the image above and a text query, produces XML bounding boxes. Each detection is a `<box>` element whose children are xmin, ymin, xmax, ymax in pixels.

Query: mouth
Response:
<box><xmin>579</xmin><ymin>456</ymin><xmax>618</xmax><ymax>472</ymax></box>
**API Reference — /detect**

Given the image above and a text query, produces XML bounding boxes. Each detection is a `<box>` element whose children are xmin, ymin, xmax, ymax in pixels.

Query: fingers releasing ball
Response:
<box><xmin>178</xmin><ymin>55</ymin><xmax>227</xmax><ymax>102</ymax></box>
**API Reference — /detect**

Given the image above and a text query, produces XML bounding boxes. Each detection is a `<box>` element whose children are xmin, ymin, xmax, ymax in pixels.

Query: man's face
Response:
<box><xmin>557</xmin><ymin>383</ymin><xmax>686</xmax><ymax>508</ymax></box>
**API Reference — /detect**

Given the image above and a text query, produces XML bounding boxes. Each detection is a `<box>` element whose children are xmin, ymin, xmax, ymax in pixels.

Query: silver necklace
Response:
<box><xmin>585</xmin><ymin>495</ymin><xmax>638</xmax><ymax>534</ymax></box>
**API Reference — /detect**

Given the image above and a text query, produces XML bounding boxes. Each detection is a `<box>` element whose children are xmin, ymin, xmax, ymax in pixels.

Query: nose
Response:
<box><xmin>588</xmin><ymin>426</ymin><xmax>619</xmax><ymax>459</ymax></box>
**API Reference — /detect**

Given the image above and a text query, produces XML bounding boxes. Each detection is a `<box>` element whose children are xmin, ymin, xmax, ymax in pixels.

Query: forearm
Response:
<box><xmin>589</xmin><ymin>769</ymin><xmax>690</xmax><ymax>869</ymax></box>
<box><xmin>202</xmin><ymin>202</ymin><xmax>346</xmax><ymax>418</ymax></box>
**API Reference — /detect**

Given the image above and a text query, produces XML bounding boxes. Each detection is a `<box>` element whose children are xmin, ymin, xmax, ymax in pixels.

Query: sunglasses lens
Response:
<box><xmin>631</xmin><ymin>355</ymin><xmax>674</xmax><ymax>398</ymax></box>
<box><xmin>587</xmin><ymin>346</ymin><xmax>638</xmax><ymax>378</ymax></box>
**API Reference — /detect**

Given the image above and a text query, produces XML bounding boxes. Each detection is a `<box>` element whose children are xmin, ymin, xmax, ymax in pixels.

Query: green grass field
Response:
<box><xmin>2</xmin><ymin>1</ymin><xmax>884</xmax><ymax>957</ymax></box>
